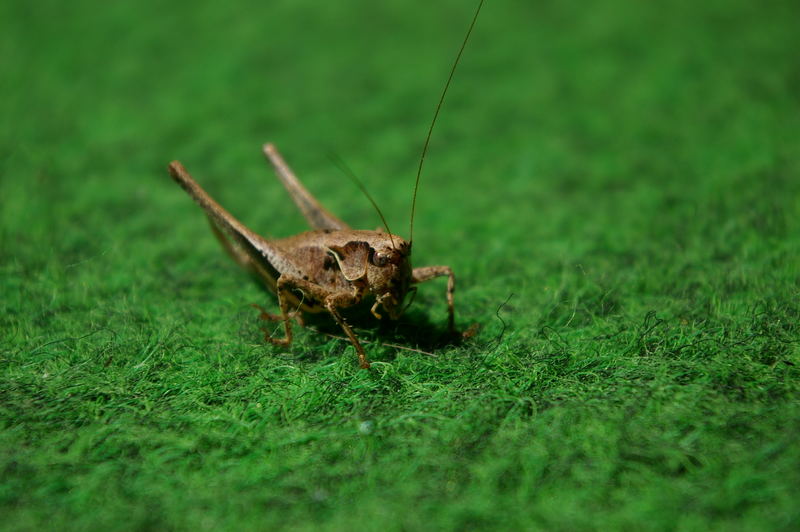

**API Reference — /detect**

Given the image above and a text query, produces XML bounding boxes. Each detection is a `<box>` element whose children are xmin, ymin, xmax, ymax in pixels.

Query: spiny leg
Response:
<box><xmin>259</xmin><ymin>275</ymin><xmax>300</xmax><ymax>348</ymax></box>
<box><xmin>266</xmin><ymin>275</ymin><xmax>369</xmax><ymax>368</ymax></box>
<box><xmin>251</xmin><ymin>303</ymin><xmax>305</xmax><ymax>326</ymax></box>
<box><xmin>250</xmin><ymin>303</ymin><xmax>306</xmax><ymax>332</ymax></box>
<box><xmin>324</xmin><ymin>292</ymin><xmax>370</xmax><ymax>369</ymax></box>
<box><xmin>412</xmin><ymin>265</ymin><xmax>456</xmax><ymax>334</ymax></box>
<box><xmin>262</xmin><ymin>274</ymin><xmax>335</xmax><ymax>346</ymax></box>
<box><xmin>208</xmin><ymin>216</ymin><xmax>253</xmax><ymax>271</ymax></box>
<box><xmin>208</xmin><ymin>222</ymin><xmax>306</xmax><ymax>328</ymax></box>
<box><xmin>252</xmin><ymin>303</ymin><xmax>281</xmax><ymax>322</ymax></box>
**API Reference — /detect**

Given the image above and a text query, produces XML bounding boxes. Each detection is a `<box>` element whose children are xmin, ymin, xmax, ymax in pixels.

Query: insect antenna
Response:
<box><xmin>329</xmin><ymin>154</ymin><xmax>397</xmax><ymax>249</ymax></box>
<box><xmin>409</xmin><ymin>0</ymin><xmax>484</xmax><ymax>244</ymax></box>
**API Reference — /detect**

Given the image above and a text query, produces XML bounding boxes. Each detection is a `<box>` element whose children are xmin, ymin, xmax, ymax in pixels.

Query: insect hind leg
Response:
<box><xmin>208</xmin><ymin>216</ymin><xmax>254</xmax><ymax>270</ymax></box>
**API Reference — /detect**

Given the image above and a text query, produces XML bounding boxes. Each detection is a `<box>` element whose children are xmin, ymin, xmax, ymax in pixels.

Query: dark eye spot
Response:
<box><xmin>372</xmin><ymin>253</ymin><xmax>388</xmax><ymax>267</ymax></box>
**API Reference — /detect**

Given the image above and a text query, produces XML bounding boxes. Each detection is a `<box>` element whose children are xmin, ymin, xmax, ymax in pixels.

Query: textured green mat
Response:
<box><xmin>2</xmin><ymin>0</ymin><xmax>799</xmax><ymax>529</ymax></box>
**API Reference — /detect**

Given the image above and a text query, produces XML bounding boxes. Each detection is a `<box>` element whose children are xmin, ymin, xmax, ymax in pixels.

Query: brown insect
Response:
<box><xmin>167</xmin><ymin>1</ymin><xmax>483</xmax><ymax>368</ymax></box>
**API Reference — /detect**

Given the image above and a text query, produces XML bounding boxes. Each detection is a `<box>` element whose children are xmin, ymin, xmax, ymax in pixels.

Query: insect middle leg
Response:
<box><xmin>252</xmin><ymin>303</ymin><xmax>305</xmax><ymax>326</ymax></box>
<box><xmin>323</xmin><ymin>290</ymin><xmax>370</xmax><ymax>369</ymax></box>
<box><xmin>412</xmin><ymin>266</ymin><xmax>456</xmax><ymax>334</ymax></box>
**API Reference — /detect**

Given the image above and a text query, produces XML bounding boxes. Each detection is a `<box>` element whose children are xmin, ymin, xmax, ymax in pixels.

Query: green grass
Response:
<box><xmin>2</xmin><ymin>0</ymin><xmax>800</xmax><ymax>529</ymax></box>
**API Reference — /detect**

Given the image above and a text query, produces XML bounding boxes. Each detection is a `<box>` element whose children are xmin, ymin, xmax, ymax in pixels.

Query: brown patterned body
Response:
<box><xmin>168</xmin><ymin>145</ymin><xmax>454</xmax><ymax>368</ymax></box>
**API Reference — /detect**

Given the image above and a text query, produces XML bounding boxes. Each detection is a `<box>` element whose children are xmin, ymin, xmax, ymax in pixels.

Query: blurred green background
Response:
<box><xmin>2</xmin><ymin>0</ymin><xmax>799</xmax><ymax>529</ymax></box>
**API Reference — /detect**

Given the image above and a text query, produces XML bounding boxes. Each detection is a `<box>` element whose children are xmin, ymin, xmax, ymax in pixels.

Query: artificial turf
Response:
<box><xmin>2</xmin><ymin>0</ymin><xmax>799</xmax><ymax>529</ymax></box>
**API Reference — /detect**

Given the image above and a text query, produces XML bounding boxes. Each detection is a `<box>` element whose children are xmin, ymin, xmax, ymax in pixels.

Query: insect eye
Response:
<box><xmin>373</xmin><ymin>253</ymin><xmax>388</xmax><ymax>267</ymax></box>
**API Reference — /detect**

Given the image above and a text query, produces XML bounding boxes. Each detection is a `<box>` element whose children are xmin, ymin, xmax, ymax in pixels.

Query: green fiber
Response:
<box><xmin>2</xmin><ymin>0</ymin><xmax>799</xmax><ymax>529</ymax></box>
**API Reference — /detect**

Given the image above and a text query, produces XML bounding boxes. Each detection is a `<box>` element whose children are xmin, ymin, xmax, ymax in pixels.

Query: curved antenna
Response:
<box><xmin>409</xmin><ymin>0</ymin><xmax>485</xmax><ymax>243</ymax></box>
<box><xmin>329</xmin><ymin>154</ymin><xmax>397</xmax><ymax>249</ymax></box>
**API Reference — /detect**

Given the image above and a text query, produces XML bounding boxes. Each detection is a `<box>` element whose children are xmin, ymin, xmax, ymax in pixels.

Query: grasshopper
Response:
<box><xmin>167</xmin><ymin>0</ymin><xmax>483</xmax><ymax>369</ymax></box>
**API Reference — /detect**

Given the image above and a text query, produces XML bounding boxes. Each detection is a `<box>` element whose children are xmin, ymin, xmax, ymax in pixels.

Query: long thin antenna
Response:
<box><xmin>409</xmin><ymin>0</ymin><xmax>485</xmax><ymax>243</ymax></box>
<box><xmin>329</xmin><ymin>154</ymin><xmax>396</xmax><ymax>249</ymax></box>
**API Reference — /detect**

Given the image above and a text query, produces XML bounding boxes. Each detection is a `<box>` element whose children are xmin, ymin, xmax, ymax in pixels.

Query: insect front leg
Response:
<box><xmin>267</xmin><ymin>274</ymin><xmax>370</xmax><ymax>369</ymax></box>
<box><xmin>412</xmin><ymin>266</ymin><xmax>456</xmax><ymax>334</ymax></box>
<box><xmin>323</xmin><ymin>290</ymin><xmax>371</xmax><ymax>369</ymax></box>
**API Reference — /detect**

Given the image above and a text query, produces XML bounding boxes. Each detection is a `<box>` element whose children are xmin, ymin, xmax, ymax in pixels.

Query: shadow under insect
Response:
<box><xmin>265</xmin><ymin>293</ymin><xmax>464</xmax><ymax>361</ymax></box>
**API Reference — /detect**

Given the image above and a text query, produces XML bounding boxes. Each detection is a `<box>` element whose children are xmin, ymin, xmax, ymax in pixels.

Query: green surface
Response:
<box><xmin>2</xmin><ymin>0</ymin><xmax>800</xmax><ymax>530</ymax></box>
